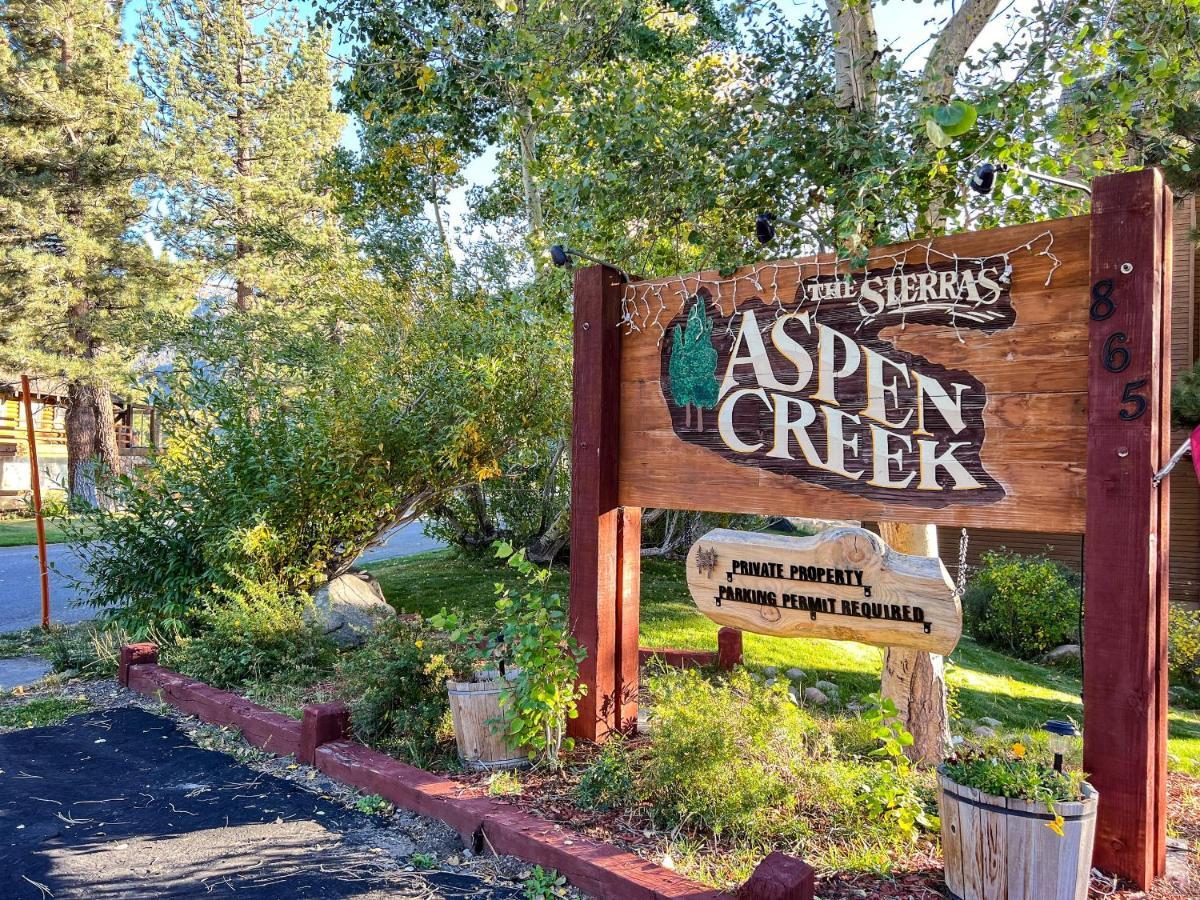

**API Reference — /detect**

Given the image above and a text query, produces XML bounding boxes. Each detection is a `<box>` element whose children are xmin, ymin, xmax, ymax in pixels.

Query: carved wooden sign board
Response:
<box><xmin>618</xmin><ymin>217</ymin><xmax>1093</xmax><ymax>533</ymax></box>
<box><xmin>686</xmin><ymin>527</ymin><xmax>962</xmax><ymax>655</ymax></box>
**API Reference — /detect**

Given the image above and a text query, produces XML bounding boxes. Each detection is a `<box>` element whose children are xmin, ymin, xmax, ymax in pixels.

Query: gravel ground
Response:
<box><xmin>0</xmin><ymin>676</ymin><xmax>585</xmax><ymax>900</ymax></box>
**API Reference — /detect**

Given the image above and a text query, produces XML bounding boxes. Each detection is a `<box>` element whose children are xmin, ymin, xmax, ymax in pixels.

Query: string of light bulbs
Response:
<box><xmin>619</xmin><ymin>229</ymin><xmax>1063</xmax><ymax>346</ymax></box>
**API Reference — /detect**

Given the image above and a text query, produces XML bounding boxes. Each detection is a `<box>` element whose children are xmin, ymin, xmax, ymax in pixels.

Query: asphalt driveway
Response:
<box><xmin>0</xmin><ymin>706</ymin><xmax>521</xmax><ymax>899</ymax></box>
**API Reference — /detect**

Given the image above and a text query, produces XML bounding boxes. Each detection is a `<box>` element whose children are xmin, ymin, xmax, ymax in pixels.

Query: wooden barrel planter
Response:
<box><xmin>446</xmin><ymin>671</ymin><xmax>528</xmax><ymax>770</ymax></box>
<box><xmin>938</xmin><ymin>771</ymin><xmax>1097</xmax><ymax>900</ymax></box>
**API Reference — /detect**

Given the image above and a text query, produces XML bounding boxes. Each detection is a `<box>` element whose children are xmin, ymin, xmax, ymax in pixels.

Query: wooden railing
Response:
<box><xmin>0</xmin><ymin>423</ymin><xmax>150</xmax><ymax>451</ymax></box>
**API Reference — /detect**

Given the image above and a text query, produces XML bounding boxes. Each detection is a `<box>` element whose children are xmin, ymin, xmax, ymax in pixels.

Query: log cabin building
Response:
<box><xmin>0</xmin><ymin>375</ymin><xmax>159</xmax><ymax>510</ymax></box>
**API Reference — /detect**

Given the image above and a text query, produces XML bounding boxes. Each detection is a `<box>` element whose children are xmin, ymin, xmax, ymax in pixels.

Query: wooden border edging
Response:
<box><xmin>640</xmin><ymin>628</ymin><xmax>744</xmax><ymax>673</ymax></box>
<box><xmin>118</xmin><ymin>648</ymin><xmax>819</xmax><ymax>899</ymax></box>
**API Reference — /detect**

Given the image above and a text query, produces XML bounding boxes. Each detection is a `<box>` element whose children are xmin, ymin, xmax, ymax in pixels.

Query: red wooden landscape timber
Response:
<box><xmin>118</xmin><ymin>647</ymin><xmax>820</xmax><ymax>899</ymax></box>
<box><xmin>569</xmin><ymin>264</ymin><xmax>641</xmax><ymax>740</ymax></box>
<box><xmin>640</xmin><ymin>627</ymin><xmax>744</xmax><ymax>671</ymax></box>
<box><xmin>1083</xmin><ymin>168</ymin><xmax>1173</xmax><ymax>888</ymax></box>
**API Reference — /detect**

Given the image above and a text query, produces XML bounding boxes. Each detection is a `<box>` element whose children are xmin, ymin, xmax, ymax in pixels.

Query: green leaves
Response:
<box><xmin>924</xmin><ymin>100</ymin><xmax>977</xmax><ymax>147</ymax></box>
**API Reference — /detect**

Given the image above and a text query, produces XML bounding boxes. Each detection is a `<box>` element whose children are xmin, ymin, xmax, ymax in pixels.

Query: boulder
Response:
<box><xmin>804</xmin><ymin>686</ymin><xmax>829</xmax><ymax>705</ymax></box>
<box><xmin>763</xmin><ymin>666</ymin><xmax>778</xmax><ymax>677</ymax></box>
<box><xmin>814</xmin><ymin>680</ymin><xmax>838</xmax><ymax>694</ymax></box>
<box><xmin>785</xmin><ymin>668</ymin><xmax>805</xmax><ymax>682</ymax></box>
<box><xmin>1044</xmin><ymin>644</ymin><xmax>1081</xmax><ymax>664</ymax></box>
<box><xmin>978</xmin><ymin>716</ymin><xmax>1002</xmax><ymax>728</ymax></box>
<box><xmin>304</xmin><ymin>571</ymin><xmax>396</xmax><ymax>647</ymax></box>
<box><xmin>972</xmin><ymin>725</ymin><xmax>996</xmax><ymax>739</ymax></box>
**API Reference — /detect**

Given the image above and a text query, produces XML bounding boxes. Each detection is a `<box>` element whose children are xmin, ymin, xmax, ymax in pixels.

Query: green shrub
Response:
<box><xmin>335</xmin><ymin>615</ymin><xmax>471</xmax><ymax>766</ymax></box>
<box><xmin>637</xmin><ymin>668</ymin><xmax>827</xmax><ymax>839</ymax></box>
<box><xmin>572</xmin><ymin>668</ymin><xmax>933</xmax><ymax>873</ymax></box>
<box><xmin>575</xmin><ymin>737</ymin><xmax>634</xmax><ymax>811</ymax></box>
<box><xmin>963</xmin><ymin>550</ymin><xmax>1080</xmax><ymax>658</ymax></box>
<box><xmin>166</xmin><ymin>584</ymin><xmax>335</xmax><ymax>690</ymax></box>
<box><xmin>66</xmin><ymin>298</ymin><xmax>569</xmax><ymax>637</ymax></box>
<box><xmin>1173</xmin><ymin>361</ymin><xmax>1200</xmax><ymax>428</ymax></box>
<box><xmin>1169</xmin><ymin>605</ymin><xmax>1200</xmax><ymax>687</ymax></box>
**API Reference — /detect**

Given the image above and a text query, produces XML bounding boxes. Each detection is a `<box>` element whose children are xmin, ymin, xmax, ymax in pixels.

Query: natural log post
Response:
<box><xmin>877</xmin><ymin>521</ymin><xmax>950</xmax><ymax>765</ymax></box>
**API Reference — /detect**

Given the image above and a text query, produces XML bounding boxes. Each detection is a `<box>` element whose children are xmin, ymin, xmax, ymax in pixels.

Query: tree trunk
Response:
<box><xmin>516</xmin><ymin>102</ymin><xmax>544</xmax><ymax>241</ymax></box>
<box><xmin>233</xmin><ymin>22</ymin><xmax>251</xmax><ymax>311</ymax></box>
<box><xmin>825</xmin><ymin>0</ymin><xmax>879</xmax><ymax>112</ymax></box>
<box><xmin>66</xmin><ymin>380</ymin><xmax>120</xmax><ymax>510</ymax></box>
<box><xmin>922</xmin><ymin>0</ymin><xmax>1003</xmax><ymax>102</ymax></box>
<box><xmin>877</xmin><ymin>521</ymin><xmax>950</xmax><ymax>766</ymax></box>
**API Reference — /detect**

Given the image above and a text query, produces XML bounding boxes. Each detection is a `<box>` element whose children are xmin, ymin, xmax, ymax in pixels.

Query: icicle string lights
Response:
<box><xmin>619</xmin><ymin>229</ymin><xmax>1061</xmax><ymax>345</ymax></box>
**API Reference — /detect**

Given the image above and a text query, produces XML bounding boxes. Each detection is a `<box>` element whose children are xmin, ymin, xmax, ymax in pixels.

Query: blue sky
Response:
<box><xmin>121</xmin><ymin>1</ymin><xmax>1030</xmax><ymax>244</ymax></box>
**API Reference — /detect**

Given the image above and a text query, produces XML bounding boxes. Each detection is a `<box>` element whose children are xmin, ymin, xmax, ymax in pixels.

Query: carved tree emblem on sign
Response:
<box><xmin>696</xmin><ymin>545</ymin><xmax>718</xmax><ymax>578</ymax></box>
<box><xmin>667</xmin><ymin>295</ymin><xmax>719</xmax><ymax>431</ymax></box>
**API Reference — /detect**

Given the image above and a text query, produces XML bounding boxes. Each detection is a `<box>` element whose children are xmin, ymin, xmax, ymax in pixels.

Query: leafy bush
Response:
<box><xmin>573</xmin><ymin>668</ymin><xmax>935</xmax><ymax>873</ymax></box>
<box><xmin>166</xmin><ymin>583</ymin><xmax>335</xmax><ymax>690</ymax></box>
<box><xmin>1173</xmin><ymin>361</ymin><xmax>1200</xmax><ymax>428</ymax></box>
<box><xmin>963</xmin><ymin>550</ymin><xmax>1080</xmax><ymax>658</ymax></box>
<box><xmin>639</xmin><ymin>668</ymin><xmax>821</xmax><ymax>838</ymax></box>
<box><xmin>433</xmin><ymin>542</ymin><xmax>586</xmax><ymax>767</ymax></box>
<box><xmin>335</xmin><ymin>615</ymin><xmax>471</xmax><ymax>766</ymax></box>
<box><xmin>1169</xmin><ymin>605</ymin><xmax>1200</xmax><ymax>687</ymax></box>
<box><xmin>859</xmin><ymin>694</ymin><xmax>937</xmax><ymax>840</ymax></box>
<box><xmin>66</xmin><ymin>295</ymin><xmax>567</xmax><ymax>637</ymax></box>
<box><xmin>575</xmin><ymin>737</ymin><xmax>634</xmax><ymax>811</ymax></box>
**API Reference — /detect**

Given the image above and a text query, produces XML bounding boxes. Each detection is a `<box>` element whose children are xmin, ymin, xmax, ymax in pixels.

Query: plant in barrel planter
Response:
<box><xmin>433</xmin><ymin>542</ymin><xmax>586</xmax><ymax>770</ymax></box>
<box><xmin>938</xmin><ymin>721</ymin><xmax>1096</xmax><ymax>900</ymax></box>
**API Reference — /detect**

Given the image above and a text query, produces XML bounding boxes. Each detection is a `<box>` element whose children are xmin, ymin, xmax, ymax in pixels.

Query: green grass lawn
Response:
<box><xmin>0</xmin><ymin>517</ymin><xmax>75</xmax><ymax>547</ymax></box>
<box><xmin>365</xmin><ymin>548</ymin><xmax>1200</xmax><ymax>774</ymax></box>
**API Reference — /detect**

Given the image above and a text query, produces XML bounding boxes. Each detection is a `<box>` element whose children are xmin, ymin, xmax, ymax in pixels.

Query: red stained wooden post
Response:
<box><xmin>717</xmin><ymin>626</ymin><xmax>743</xmax><ymax>670</ymax></box>
<box><xmin>569</xmin><ymin>264</ymin><xmax>641</xmax><ymax>742</ymax></box>
<box><xmin>1084</xmin><ymin>168</ymin><xmax>1172</xmax><ymax>888</ymax></box>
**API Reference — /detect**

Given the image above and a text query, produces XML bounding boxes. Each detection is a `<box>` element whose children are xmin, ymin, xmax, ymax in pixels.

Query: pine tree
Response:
<box><xmin>668</xmin><ymin>298</ymin><xmax>719</xmax><ymax>431</ymax></box>
<box><xmin>137</xmin><ymin>0</ymin><xmax>345</xmax><ymax>311</ymax></box>
<box><xmin>0</xmin><ymin>0</ymin><xmax>174</xmax><ymax>506</ymax></box>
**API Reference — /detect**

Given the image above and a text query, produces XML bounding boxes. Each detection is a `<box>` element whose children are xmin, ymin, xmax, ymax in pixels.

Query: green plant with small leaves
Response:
<box><xmin>522</xmin><ymin>865</ymin><xmax>567</xmax><ymax>900</ymax></box>
<box><xmin>942</xmin><ymin>740</ymin><xmax>1088</xmax><ymax>837</ymax></box>
<box><xmin>433</xmin><ymin>541</ymin><xmax>586</xmax><ymax>768</ymax></box>
<box><xmin>0</xmin><ymin>697</ymin><xmax>90</xmax><ymax>729</ymax></box>
<box><xmin>354</xmin><ymin>794</ymin><xmax>394</xmax><ymax>816</ymax></box>
<box><xmin>336</xmin><ymin>615</ymin><xmax>472</xmax><ymax>767</ymax></box>
<box><xmin>858</xmin><ymin>694</ymin><xmax>938</xmax><ymax>841</ymax></box>
<box><xmin>487</xmin><ymin>770</ymin><xmax>523</xmax><ymax>797</ymax></box>
<box><xmin>410</xmin><ymin>852</ymin><xmax>437</xmax><ymax>870</ymax></box>
<box><xmin>574</xmin><ymin>736</ymin><xmax>634</xmax><ymax>811</ymax></box>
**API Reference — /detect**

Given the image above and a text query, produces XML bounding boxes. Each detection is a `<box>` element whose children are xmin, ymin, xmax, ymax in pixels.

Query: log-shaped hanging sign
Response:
<box><xmin>685</xmin><ymin>527</ymin><xmax>962</xmax><ymax>655</ymax></box>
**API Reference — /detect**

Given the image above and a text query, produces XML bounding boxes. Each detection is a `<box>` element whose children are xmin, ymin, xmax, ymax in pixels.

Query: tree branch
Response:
<box><xmin>923</xmin><ymin>0</ymin><xmax>1004</xmax><ymax>102</ymax></box>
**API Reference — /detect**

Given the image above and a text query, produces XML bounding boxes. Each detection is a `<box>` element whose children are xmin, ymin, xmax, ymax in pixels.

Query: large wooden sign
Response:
<box><xmin>570</xmin><ymin>170</ymin><xmax>1172</xmax><ymax>892</ymax></box>
<box><xmin>685</xmin><ymin>527</ymin><xmax>961</xmax><ymax>654</ymax></box>
<box><xmin>618</xmin><ymin>217</ymin><xmax>1092</xmax><ymax>533</ymax></box>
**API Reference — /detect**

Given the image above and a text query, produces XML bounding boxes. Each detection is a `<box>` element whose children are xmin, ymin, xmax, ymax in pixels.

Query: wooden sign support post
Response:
<box><xmin>1083</xmin><ymin>168</ymin><xmax>1172</xmax><ymax>888</ymax></box>
<box><xmin>568</xmin><ymin>264</ymin><xmax>641</xmax><ymax>742</ymax></box>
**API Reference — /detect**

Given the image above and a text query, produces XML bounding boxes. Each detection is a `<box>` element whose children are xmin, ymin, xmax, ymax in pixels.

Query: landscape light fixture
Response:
<box><xmin>548</xmin><ymin>244</ymin><xmax>629</xmax><ymax>281</ymax></box>
<box><xmin>969</xmin><ymin>162</ymin><xmax>1091</xmax><ymax>197</ymax></box>
<box><xmin>755</xmin><ymin>212</ymin><xmax>802</xmax><ymax>245</ymax></box>
<box><xmin>1042</xmin><ymin>719</ymin><xmax>1079</xmax><ymax>773</ymax></box>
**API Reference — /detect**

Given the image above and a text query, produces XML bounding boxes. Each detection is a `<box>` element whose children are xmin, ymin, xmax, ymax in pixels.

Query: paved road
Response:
<box><xmin>0</xmin><ymin>707</ymin><xmax>522</xmax><ymax>899</ymax></box>
<box><xmin>0</xmin><ymin>522</ymin><xmax>443</xmax><ymax>633</ymax></box>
